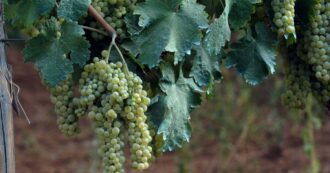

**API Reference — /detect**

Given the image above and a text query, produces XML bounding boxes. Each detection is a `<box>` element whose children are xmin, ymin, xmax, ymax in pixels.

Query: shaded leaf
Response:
<box><xmin>127</xmin><ymin>0</ymin><xmax>208</xmax><ymax>68</ymax></box>
<box><xmin>58</xmin><ymin>0</ymin><xmax>91</xmax><ymax>21</ymax></box>
<box><xmin>203</xmin><ymin>0</ymin><xmax>233</xmax><ymax>55</ymax></box>
<box><xmin>190</xmin><ymin>44</ymin><xmax>222</xmax><ymax>87</ymax></box>
<box><xmin>5</xmin><ymin>0</ymin><xmax>55</xmax><ymax>27</ymax></box>
<box><xmin>197</xmin><ymin>0</ymin><xmax>224</xmax><ymax>16</ymax></box>
<box><xmin>226</xmin><ymin>23</ymin><xmax>277</xmax><ymax>85</ymax></box>
<box><xmin>24</xmin><ymin>18</ymin><xmax>90</xmax><ymax>86</ymax></box>
<box><xmin>228</xmin><ymin>0</ymin><xmax>254</xmax><ymax>30</ymax></box>
<box><xmin>149</xmin><ymin>63</ymin><xmax>202</xmax><ymax>151</ymax></box>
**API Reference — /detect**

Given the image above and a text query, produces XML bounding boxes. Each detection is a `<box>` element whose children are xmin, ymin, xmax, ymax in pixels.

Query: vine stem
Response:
<box><xmin>81</xmin><ymin>26</ymin><xmax>108</xmax><ymax>36</ymax></box>
<box><xmin>88</xmin><ymin>5</ymin><xmax>116</xmax><ymax>37</ymax></box>
<box><xmin>105</xmin><ymin>35</ymin><xmax>116</xmax><ymax>62</ymax></box>
<box><xmin>87</xmin><ymin>5</ymin><xmax>129</xmax><ymax>74</ymax></box>
<box><xmin>114</xmin><ymin>42</ymin><xmax>129</xmax><ymax>74</ymax></box>
<box><xmin>305</xmin><ymin>97</ymin><xmax>320</xmax><ymax>173</ymax></box>
<box><xmin>105</xmin><ymin>33</ymin><xmax>129</xmax><ymax>74</ymax></box>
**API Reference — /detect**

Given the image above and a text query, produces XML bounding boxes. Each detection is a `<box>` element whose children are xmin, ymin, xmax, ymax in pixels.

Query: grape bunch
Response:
<box><xmin>148</xmin><ymin>123</ymin><xmax>165</xmax><ymax>158</ymax></box>
<box><xmin>122</xmin><ymin>76</ymin><xmax>153</xmax><ymax>170</ymax></box>
<box><xmin>311</xmin><ymin>81</ymin><xmax>330</xmax><ymax>104</ymax></box>
<box><xmin>271</xmin><ymin>0</ymin><xmax>296</xmax><ymax>37</ymax></box>
<box><xmin>281</xmin><ymin>53</ymin><xmax>312</xmax><ymax>109</ymax></box>
<box><xmin>300</xmin><ymin>0</ymin><xmax>330</xmax><ymax>84</ymax></box>
<box><xmin>87</xmin><ymin>0</ymin><xmax>136</xmax><ymax>40</ymax></box>
<box><xmin>45</xmin><ymin>49</ymin><xmax>154</xmax><ymax>172</ymax></box>
<box><xmin>71</xmin><ymin>53</ymin><xmax>153</xmax><ymax>172</ymax></box>
<box><xmin>48</xmin><ymin>76</ymin><xmax>81</xmax><ymax>136</ymax></box>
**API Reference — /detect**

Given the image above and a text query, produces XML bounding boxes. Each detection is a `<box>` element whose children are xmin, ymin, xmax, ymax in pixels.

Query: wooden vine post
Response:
<box><xmin>0</xmin><ymin>0</ymin><xmax>16</xmax><ymax>172</ymax></box>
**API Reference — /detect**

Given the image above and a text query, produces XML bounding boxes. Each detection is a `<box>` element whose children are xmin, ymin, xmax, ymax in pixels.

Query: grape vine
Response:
<box><xmin>3</xmin><ymin>0</ymin><xmax>330</xmax><ymax>172</ymax></box>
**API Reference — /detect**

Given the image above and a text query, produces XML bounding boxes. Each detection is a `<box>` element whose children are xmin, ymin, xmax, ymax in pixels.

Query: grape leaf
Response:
<box><xmin>198</xmin><ymin>0</ymin><xmax>224</xmax><ymax>16</ymax></box>
<box><xmin>128</xmin><ymin>0</ymin><xmax>208</xmax><ymax>68</ymax></box>
<box><xmin>124</xmin><ymin>14</ymin><xmax>143</xmax><ymax>36</ymax></box>
<box><xmin>226</xmin><ymin>23</ymin><xmax>277</xmax><ymax>85</ymax></box>
<box><xmin>5</xmin><ymin>0</ymin><xmax>55</xmax><ymax>27</ymax></box>
<box><xmin>204</xmin><ymin>0</ymin><xmax>257</xmax><ymax>55</ymax></box>
<box><xmin>190</xmin><ymin>44</ymin><xmax>222</xmax><ymax>87</ymax></box>
<box><xmin>228</xmin><ymin>0</ymin><xmax>254</xmax><ymax>30</ymax></box>
<box><xmin>149</xmin><ymin>63</ymin><xmax>202</xmax><ymax>151</ymax></box>
<box><xmin>24</xmin><ymin>19</ymin><xmax>90</xmax><ymax>86</ymax></box>
<box><xmin>58</xmin><ymin>0</ymin><xmax>91</xmax><ymax>21</ymax></box>
<box><xmin>4</xmin><ymin>3</ymin><xmax>18</xmax><ymax>21</ymax></box>
<box><xmin>203</xmin><ymin>0</ymin><xmax>233</xmax><ymax>55</ymax></box>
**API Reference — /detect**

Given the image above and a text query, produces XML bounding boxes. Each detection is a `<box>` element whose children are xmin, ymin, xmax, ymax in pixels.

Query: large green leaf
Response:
<box><xmin>190</xmin><ymin>44</ymin><xmax>222</xmax><ymax>87</ymax></box>
<box><xmin>58</xmin><ymin>0</ymin><xmax>91</xmax><ymax>21</ymax></box>
<box><xmin>228</xmin><ymin>0</ymin><xmax>254</xmax><ymax>30</ymax></box>
<box><xmin>203</xmin><ymin>0</ymin><xmax>233</xmax><ymax>55</ymax></box>
<box><xmin>204</xmin><ymin>0</ymin><xmax>256</xmax><ymax>55</ymax></box>
<box><xmin>24</xmin><ymin>18</ymin><xmax>90</xmax><ymax>86</ymax></box>
<box><xmin>5</xmin><ymin>0</ymin><xmax>55</xmax><ymax>27</ymax></box>
<box><xmin>226</xmin><ymin>23</ymin><xmax>277</xmax><ymax>85</ymax></box>
<box><xmin>128</xmin><ymin>0</ymin><xmax>208</xmax><ymax>68</ymax></box>
<box><xmin>149</xmin><ymin>63</ymin><xmax>202</xmax><ymax>151</ymax></box>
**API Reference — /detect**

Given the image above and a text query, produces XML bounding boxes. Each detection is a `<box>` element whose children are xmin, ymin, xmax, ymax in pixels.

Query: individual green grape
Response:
<box><xmin>271</xmin><ymin>0</ymin><xmax>296</xmax><ymax>37</ymax></box>
<box><xmin>49</xmin><ymin>75</ymin><xmax>81</xmax><ymax>136</ymax></box>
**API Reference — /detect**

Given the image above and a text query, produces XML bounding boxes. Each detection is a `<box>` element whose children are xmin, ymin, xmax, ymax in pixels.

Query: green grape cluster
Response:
<box><xmin>88</xmin><ymin>0</ymin><xmax>136</xmax><ymax>40</ymax></box>
<box><xmin>122</xmin><ymin>75</ymin><xmax>153</xmax><ymax>170</ymax></box>
<box><xmin>148</xmin><ymin>123</ymin><xmax>164</xmax><ymax>159</ymax></box>
<box><xmin>271</xmin><ymin>0</ymin><xmax>296</xmax><ymax>37</ymax></box>
<box><xmin>71</xmin><ymin>54</ymin><xmax>153</xmax><ymax>172</ymax></box>
<box><xmin>49</xmin><ymin>76</ymin><xmax>81</xmax><ymax>136</ymax></box>
<box><xmin>300</xmin><ymin>0</ymin><xmax>330</xmax><ymax>84</ymax></box>
<box><xmin>311</xmin><ymin>81</ymin><xmax>330</xmax><ymax>104</ymax></box>
<box><xmin>281</xmin><ymin>54</ymin><xmax>312</xmax><ymax>109</ymax></box>
<box><xmin>45</xmin><ymin>49</ymin><xmax>154</xmax><ymax>172</ymax></box>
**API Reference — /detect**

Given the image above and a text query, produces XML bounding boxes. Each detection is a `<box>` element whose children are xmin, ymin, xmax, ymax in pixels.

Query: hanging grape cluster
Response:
<box><xmin>47</xmin><ymin>51</ymin><xmax>154</xmax><ymax>172</ymax></box>
<box><xmin>271</xmin><ymin>0</ymin><xmax>296</xmax><ymax>37</ymax></box>
<box><xmin>86</xmin><ymin>0</ymin><xmax>136</xmax><ymax>40</ymax></box>
<box><xmin>311</xmin><ymin>81</ymin><xmax>330</xmax><ymax>104</ymax></box>
<box><xmin>281</xmin><ymin>52</ymin><xmax>312</xmax><ymax>109</ymax></box>
<box><xmin>300</xmin><ymin>0</ymin><xmax>330</xmax><ymax>84</ymax></box>
<box><xmin>49</xmin><ymin>76</ymin><xmax>81</xmax><ymax>136</ymax></box>
<box><xmin>279</xmin><ymin>0</ymin><xmax>330</xmax><ymax>109</ymax></box>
